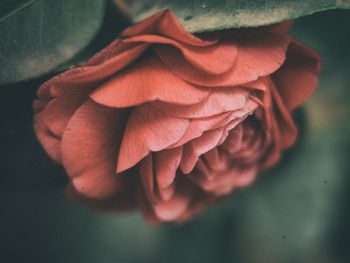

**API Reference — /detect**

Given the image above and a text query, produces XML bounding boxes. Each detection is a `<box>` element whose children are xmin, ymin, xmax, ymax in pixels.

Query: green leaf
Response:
<box><xmin>0</xmin><ymin>0</ymin><xmax>105</xmax><ymax>85</ymax></box>
<box><xmin>117</xmin><ymin>0</ymin><xmax>350</xmax><ymax>32</ymax></box>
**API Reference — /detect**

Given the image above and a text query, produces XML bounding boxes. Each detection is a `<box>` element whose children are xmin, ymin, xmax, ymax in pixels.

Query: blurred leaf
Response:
<box><xmin>116</xmin><ymin>0</ymin><xmax>350</xmax><ymax>32</ymax></box>
<box><xmin>0</xmin><ymin>0</ymin><xmax>105</xmax><ymax>85</ymax></box>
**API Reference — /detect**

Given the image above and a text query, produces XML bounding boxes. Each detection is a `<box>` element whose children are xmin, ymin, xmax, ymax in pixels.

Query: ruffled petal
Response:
<box><xmin>155</xmin><ymin>32</ymin><xmax>290</xmax><ymax>87</ymax></box>
<box><xmin>272</xmin><ymin>39</ymin><xmax>321</xmax><ymax>110</ymax></box>
<box><xmin>121</xmin><ymin>10</ymin><xmax>216</xmax><ymax>47</ymax></box>
<box><xmin>43</xmin><ymin>43</ymin><xmax>149</xmax><ymax>96</ymax></box>
<box><xmin>61</xmin><ymin>99</ymin><xmax>129</xmax><ymax>198</ymax></box>
<box><xmin>180</xmin><ymin>128</ymin><xmax>224</xmax><ymax>174</ymax></box>
<box><xmin>117</xmin><ymin>104</ymin><xmax>190</xmax><ymax>173</ymax></box>
<box><xmin>154</xmin><ymin>147</ymin><xmax>182</xmax><ymax>189</ymax></box>
<box><xmin>90</xmin><ymin>55</ymin><xmax>209</xmax><ymax>108</ymax></box>
<box><xmin>122</xmin><ymin>34</ymin><xmax>237</xmax><ymax>74</ymax></box>
<box><xmin>151</xmin><ymin>87</ymin><xmax>251</xmax><ymax>118</ymax></box>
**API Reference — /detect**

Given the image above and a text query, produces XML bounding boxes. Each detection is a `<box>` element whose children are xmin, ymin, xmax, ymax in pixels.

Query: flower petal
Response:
<box><xmin>61</xmin><ymin>99</ymin><xmax>129</xmax><ymax>198</ymax></box>
<box><xmin>45</xmin><ymin>43</ymin><xmax>149</xmax><ymax>96</ymax></box>
<box><xmin>43</xmin><ymin>88</ymin><xmax>93</xmax><ymax>137</ymax></box>
<box><xmin>122</xmin><ymin>34</ymin><xmax>237</xmax><ymax>74</ymax></box>
<box><xmin>180</xmin><ymin>128</ymin><xmax>225</xmax><ymax>174</ymax></box>
<box><xmin>272</xmin><ymin>39</ymin><xmax>321</xmax><ymax>110</ymax></box>
<box><xmin>155</xmin><ymin>32</ymin><xmax>290</xmax><ymax>87</ymax></box>
<box><xmin>154</xmin><ymin>147</ymin><xmax>182</xmax><ymax>189</ymax></box>
<box><xmin>121</xmin><ymin>10</ymin><xmax>215</xmax><ymax>47</ymax></box>
<box><xmin>151</xmin><ymin>87</ymin><xmax>251</xmax><ymax>118</ymax></box>
<box><xmin>90</xmin><ymin>55</ymin><xmax>209</xmax><ymax>108</ymax></box>
<box><xmin>117</xmin><ymin>104</ymin><xmax>189</xmax><ymax>173</ymax></box>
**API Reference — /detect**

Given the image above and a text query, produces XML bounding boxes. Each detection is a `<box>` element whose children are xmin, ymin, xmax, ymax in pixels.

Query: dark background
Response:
<box><xmin>1</xmin><ymin>2</ymin><xmax>350</xmax><ymax>263</ymax></box>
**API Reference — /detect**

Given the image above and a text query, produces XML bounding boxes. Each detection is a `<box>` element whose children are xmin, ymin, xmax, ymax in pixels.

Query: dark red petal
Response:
<box><xmin>268</xmin><ymin>20</ymin><xmax>294</xmax><ymax>34</ymax></box>
<box><xmin>270</xmin><ymin>81</ymin><xmax>298</xmax><ymax>149</ymax></box>
<box><xmin>90</xmin><ymin>55</ymin><xmax>209</xmax><ymax>108</ymax></box>
<box><xmin>117</xmin><ymin>104</ymin><xmax>189</xmax><ymax>173</ymax></box>
<box><xmin>61</xmin><ymin>99</ymin><xmax>128</xmax><ymax>198</ymax></box>
<box><xmin>272</xmin><ymin>39</ymin><xmax>321</xmax><ymax>110</ymax></box>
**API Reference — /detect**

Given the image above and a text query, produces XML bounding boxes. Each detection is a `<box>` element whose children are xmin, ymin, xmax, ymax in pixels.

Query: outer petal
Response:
<box><xmin>122</xmin><ymin>34</ymin><xmax>237</xmax><ymax>75</ymax></box>
<box><xmin>61</xmin><ymin>99</ymin><xmax>129</xmax><ymax>198</ymax></box>
<box><xmin>117</xmin><ymin>104</ymin><xmax>190</xmax><ymax>173</ymax></box>
<box><xmin>44</xmin><ymin>43</ymin><xmax>149</xmax><ymax>96</ymax></box>
<box><xmin>121</xmin><ymin>10</ymin><xmax>216</xmax><ymax>47</ymax></box>
<box><xmin>155</xmin><ymin>32</ymin><xmax>290</xmax><ymax>87</ymax></box>
<box><xmin>90</xmin><ymin>55</ymin><xmax>209</xmax><ymax>108</ymax></box>
<box><xmin>43</xmin><ymin>87</ymin><xmax>93</xmax><ymax>137</ymax></box>
<box><xmin>272</xmin><ymin>39</ymin><xmax>321</xmax><ymax>110</ymax></box>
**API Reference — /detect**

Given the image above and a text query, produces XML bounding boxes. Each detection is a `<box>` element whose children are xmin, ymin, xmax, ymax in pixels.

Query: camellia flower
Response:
<box><xmin>34</xmin><ymin>10</ymin><xmax>320</xmax><ymax>223</ymax></box>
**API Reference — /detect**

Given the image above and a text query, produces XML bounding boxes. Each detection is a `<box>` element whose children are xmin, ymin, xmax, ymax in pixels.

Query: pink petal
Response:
<box><xmin>61</xmin><ymin>99</ymin><xmax>129</xmax><ymax>198</ymax></box>
<box><xmin>122</xmin><ymin>34</ymin><xmax>236</xmax><ymax>74</ymax></box>
<box><xmin>43</xmin><ymin>88</ymin><xmax>93</xmax><ymax>137</ymax></box>
<box><xmin>180</xmin><ymin>128</ymin><xmax>224</xmax><ymax>174</ymax></box>
<box><xmin>90</xmin><ymin>55</ymin><xmax>209</xmax><ymax>108</ymax></box>
<box><xmin>272</xmin><ymin>39</ymin><xmax>321</xmax><ymax>110</ymax></box>
<box><xmin>121</xmin><ymin>10</ymin><xmax>215</xmax><ymax>47</ymax></box>
<box><xmin>153</xmin><ymin>181</ymin><xmax>192</xmax><ymax>221</ymax></box>
<box><xmin>154</xmin><ymin>147</ymin><xmax>182</xmax><ymax>189</ymax></box>
<box><xmin>152</xmin><ymin>87</ymin><xmax>250</xmax><ymax>118</ymax></box>
<box><xmin>117</xmin><ymin>104</ymin><xmax>190</xmax><ymax>173</ymax></box>
<box><xmin>155</xmin><ymin>32</ymin><xmax>290</xmax><ymax>87</ymax></box>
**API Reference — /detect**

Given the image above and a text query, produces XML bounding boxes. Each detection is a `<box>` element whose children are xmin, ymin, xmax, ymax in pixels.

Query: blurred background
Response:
<box><xmin>1</xmin><ymin>1</ymin><xmax>350</xmax><ymax>262</ymax></box>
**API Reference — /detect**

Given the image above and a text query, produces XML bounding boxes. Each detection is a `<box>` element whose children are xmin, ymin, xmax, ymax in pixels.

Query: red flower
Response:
<box><xmin>34</xmin><ymin>10</ymin><xmax>320</xmax><ymax>223</ymax></box>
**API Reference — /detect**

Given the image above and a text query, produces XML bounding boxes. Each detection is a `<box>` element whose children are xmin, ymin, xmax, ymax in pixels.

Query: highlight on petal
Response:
<box><xmin>61</xmin><ymin>99</ymin><xmax>129</xmax><ymax>198</ymax></box>
<box><xmin>155</xmin><ymin>32</ymin><xmax>290</xmax><ymax>87</ymax></box>
<box><xmin>151</xmin><ymin>87</ymin><xmax>250</xmax><ymax>118</ymax></box>
<box><xmin>272</xmin><ymin>39</ymin><xmax>321</xmax><ymax>110</ymax></box>
<box><xmin>117</xmin><ymin>104</ymin><xmax>189</xmax><ymax>173</ymax></box>
<box><xmin>90</xmin><ymin>54</ymin><xmax>209</xmax><ymax>108</ymax></box>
